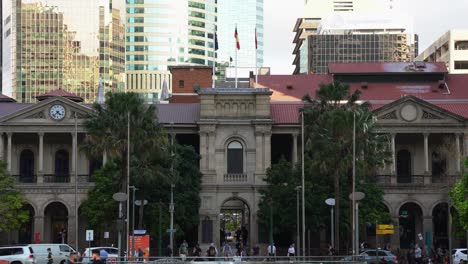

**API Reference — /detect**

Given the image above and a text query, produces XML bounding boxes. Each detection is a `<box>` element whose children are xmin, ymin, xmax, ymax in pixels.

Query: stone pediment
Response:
<box><xmin>0</xmin><ymin>97</ymin><xmax>93</xmax><ymax>126</ymax></box>
<box><xmin>373</xmin><ymin>96</ymin><xmax>466</xmax><ymax>125</ymax></box>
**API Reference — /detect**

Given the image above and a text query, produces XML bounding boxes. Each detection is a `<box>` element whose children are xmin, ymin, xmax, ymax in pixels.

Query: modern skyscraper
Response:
<box><xmin>293</xmin><ymin>0</ymin><xmax>407</xmax><ymax>74</ymax></box>
<box><xmin>217</xmin><ymin>0</ymin><xmax>264</xmax><ymax>72</ymax></box>
<box><xmin>125</xmin><ymin>0</ymin><xmax>217</xmax><ymax>103</ymax></box>
<box><xmin>2</xmin><ymin>0</ymin><xmax>125</xmax><ymax>103</ymax></box>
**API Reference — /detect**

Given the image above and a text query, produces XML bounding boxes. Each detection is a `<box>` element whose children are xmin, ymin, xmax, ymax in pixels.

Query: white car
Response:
<box><xmin>27</xmin><ymin>244</ymin><xmax>75</xmax><ymax>264</ymax></box>
<box><xmin>453</xmin><ymin>248</ymin><xmax>467</xmax><ymax>263</ymax></box>
<box><xmin>81</xmin><ymin>247</ymin><xmax>119</xmax><ymax>263</ymax></box>
<box><xmin>0</xmin><ymin>245</ymin><xmax>36</xmax><ymax>264</ymax></box>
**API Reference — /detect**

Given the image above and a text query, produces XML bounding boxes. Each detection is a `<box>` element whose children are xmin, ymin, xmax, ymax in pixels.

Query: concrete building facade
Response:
<box><xmin>416</xmin><ymin>30</ymin><xmax>468</xmax><ymax>74</ymax></box>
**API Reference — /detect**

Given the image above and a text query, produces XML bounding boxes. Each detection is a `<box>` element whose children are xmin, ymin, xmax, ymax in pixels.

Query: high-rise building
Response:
<box><xmin>125</xmin><ymin>0</ymin><xmax>217</xmax><ymax>103</ymax></box>
<box><xmin>217</xmin><ymin>0</ymin><xmax>264</xmax><ymax>73</ymax></box>
<box><xmin>416</xmin><ymin>30</ymin><xmax>468</xmax><ymax>74</ymax></box>
<box><xmin>293</xmin><ymin>0</ymin><xmax>407</xmax><ymax>74</ymax></box>
<box><xmin>2</xmin><ymin>0</ymin><xmax>126</xmax><ymax>103</ymax></box>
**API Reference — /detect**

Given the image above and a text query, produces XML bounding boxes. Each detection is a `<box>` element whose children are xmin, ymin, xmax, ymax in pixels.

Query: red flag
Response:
<box><xmin>255</xmin><ymin>28</ymin><xmax>258</xmax><ymax>50</ymax></box>
<box><xmin>234</xmin><ymin>27</ymin><xmax>240</xmax><ymax>50</ymax></box>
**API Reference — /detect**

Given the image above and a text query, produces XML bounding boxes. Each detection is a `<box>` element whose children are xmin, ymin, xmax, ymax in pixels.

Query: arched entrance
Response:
<box><xmin>219</xmin><ymin>198</ymin><xmax>250</xmax><ymax>249</ymax></box>
<box><xmin>399</xmin><ymin>202</ymin><xmax>423</xmax><ymax>249</ymax></box>
<box><xmin>432</xmin><ymin>203</ymin><xmax>448</xmax><ymax>248</ymax></box>
<box><xmin>18</xmin><ymin>204</ymin><xmax>35</xmax><ymax>243</ymax></box>
<box><xmin>397</xmin><ymin>149</ymin><xmax>411</xmax><ymax>183</ymax></box>
<box><xmin>44</xmin><ymin>202</ymin><xmax>68</xmax><ymax>243</ymax></box>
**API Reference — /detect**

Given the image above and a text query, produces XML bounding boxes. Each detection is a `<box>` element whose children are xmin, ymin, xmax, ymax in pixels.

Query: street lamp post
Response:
<box><xmin>349</xmin><ymin>191</ymin><xmax>365</xmax><ymax>256</ymax></box>
<box><xmin>112</xmin><ymin>192</ymin><xmax>128</xmax><ymax>260</ymax></box>
<box><xmin>129</xmin><ymin>186</ymin><xmax>137</xmax><ymax>259</ymax></box>
<box><xmin>301</xmin><ymin>111</ymin><xmax>306</xmax><ymax>256</ymax></box>
<box><xmin>169</xmin><ymin>184</ymin><xmax>175</xmax><ymax>257</ymax></box>
<box><xmin>325</xmin><ymin>198</ymin><xmax>336</xmax><ymax>249</ymax></box>
<box><xmin>295</xmin><ymin>186</ymin><xmax>301</xmax><ymax>257</ymax></box>
<box><xmin>269</xmin><ymin>199</ymin><xmax>274</xmax><ymax>256</ymax></box>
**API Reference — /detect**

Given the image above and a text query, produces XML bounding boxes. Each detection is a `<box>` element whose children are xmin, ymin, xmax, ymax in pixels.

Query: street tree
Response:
<box><xmin>451</xmin><ymin>159</ymin><xmax>468</xmax><ymax>229</ymax></box>
<box><xmin>0</xmin><ymin>161</ymin><xmax>29</xmax><ymax>234</ymax></box>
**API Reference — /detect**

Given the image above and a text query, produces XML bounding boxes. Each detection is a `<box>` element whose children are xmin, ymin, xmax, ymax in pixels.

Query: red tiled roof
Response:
<box><xmin>257</xmin><ymin>74</ymin><xmax>332</xmax><ymax>101</ymax></box>
<box><xmin>157</xmin><ymin>103</ymin><xmax>200</xmax><ymax>124</ymax></box>
<box><xmin>35</xmin><ymin>89</ymin><xmax>83</xmax><ymax>102</ymax></box>
<box><xmin>0</xmin><ymin>94</ymin><xmax>17</xmax><ymax>102</ymax></box>
<box><xmin>270</xmin><ymin>102</ymin><xmax>304</xmax><ymax>124</ymax></box>
<box><xmin>328</xmin><ymin>62</ymin><xmax>448</xmax><ymax>74</ymax></box>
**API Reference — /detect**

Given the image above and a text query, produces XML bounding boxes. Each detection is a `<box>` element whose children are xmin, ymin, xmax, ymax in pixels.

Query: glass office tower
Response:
<box><xmin>125</xmin><ymin>0</ymin><xmax>217</xmax><ymax>102</ymax></box>
<box><xmin>217</xmin><ymin>0</ymin><xmax>264</xmax><ymax>71</ymax></box>
<box><xmin>2</xmin><ymin>0</ymin><xmax>125</xmax><ymax>103</ymax></box>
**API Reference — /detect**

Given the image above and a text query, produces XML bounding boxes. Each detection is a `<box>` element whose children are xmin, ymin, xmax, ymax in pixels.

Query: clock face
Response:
<box><xmin>49</xmin><ymin>104</ymin><xmax>66</xmax><ymax>120</ymax></box>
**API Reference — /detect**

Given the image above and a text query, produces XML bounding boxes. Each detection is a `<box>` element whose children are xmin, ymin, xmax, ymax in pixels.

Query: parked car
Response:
<box><xmin>27</xmin><ymin>244</ymin><xmax>75</xmax><ymax>264</ymax></box>
<box><xmin>344</xmin><ymin>249</ymin><xmax>398</xmax><ymax>264</ymax></box>
<box><xmin>0</xmin><ymin>245</ymin><xmax>36</xmax><ymax>264</ymax></box>
<box><xmin>453</xmin><ymin>248</ymin><xmax>467</xmax><ymax>263</ymax></box>
<box><xmin>81</xmin><ymin>247</ymin><xmax>118</xmax><ymax>263</ymax></box>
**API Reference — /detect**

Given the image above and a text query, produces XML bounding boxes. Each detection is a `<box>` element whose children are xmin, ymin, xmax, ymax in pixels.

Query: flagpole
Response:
<box><xmin>255</xmin><ymin>27</ymin><xmax>258</xmax><ymax>88</ymax></box>
<box><xmin>235</xmin><ymin>24</ymin><xmax>238</xmax><ymax>89</ymax></box>
<box><xmin>212</xmin><ymin>31</ymin><xmax>216</xmax><ymax>88</ymax></box>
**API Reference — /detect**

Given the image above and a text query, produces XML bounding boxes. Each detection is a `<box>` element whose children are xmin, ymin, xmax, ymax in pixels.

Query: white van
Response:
<box><xmin>27</xmin><ymin>244</ymin><xmax>76</xmax><ymax>264</ymax></box>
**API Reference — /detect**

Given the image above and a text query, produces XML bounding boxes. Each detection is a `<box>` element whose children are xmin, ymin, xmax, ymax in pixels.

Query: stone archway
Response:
<box><xmin>219</xmin><ymin>197</ymin><xmax>251</xmax><ymax>249</ymax></box>
<box><xmin>44</xmin><ymin>202</ymin><xmax>68</xmax><ymax>243</ymax></box>
<box><xmin>432</xmin><ymin>203</ymin><xmax>449</xmax><ymax>249</ymax></box>
<box><xmin>399</xmin><ymin>202</ymin><xmax>423</xmax><ymax>249</ymax></box>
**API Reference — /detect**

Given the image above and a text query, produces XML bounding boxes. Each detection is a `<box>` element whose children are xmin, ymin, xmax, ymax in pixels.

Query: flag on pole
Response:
<box><xmin>255</xmin><ymin>27</ymin><xmax>258</xmax><ymax>49</ymax></box>
<box><xmin>230</xmin><ymin>56</ymin><xmax>233</xmax><ymax>63</ymax></box>
<box><xmin>214</xmin><ymin>32</ymin><xmax>219</xmax><ymax>51</ymax></box>
<box><xmin>234</xmin><ymin>27</ymin><xmax>240</xmax><ymax>50</ymax></box>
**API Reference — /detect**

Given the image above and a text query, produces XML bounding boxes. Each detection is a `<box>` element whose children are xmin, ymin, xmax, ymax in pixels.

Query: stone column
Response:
<box><xmin>7</xmin><ymin>132</ymin><xmax>12</xmax><ymax>172</ymax></box>
<box><xmin>390</xmin><ymin>133</ymin><xmax>397</xmax><ymax>184</ymax></box>
<box><xmin>391</xmin><ymin>216</ymin><xmax>400</xmax><ymax>249</ymax></box>
<box><xmin>463</xmin><ymin>133</ymin><xmax>468</xmax><ymax>157</ymax></box>
<box><xmin>255</xmin><ymin>131</ymin><xmax>263</xmax><ymax>173</ymax></box>
<box><xmin>208</xmin><ymin>131</ymin><xmax>216</xmax><ymax>171</ymax></box>
<box><xmin>71</xmin><ymin>132</ymin><xmax>77</xmax><ymax>183</ymax></box>
<box><xmin>292</xmin><ymin>133</ymin><xmax>298</xmax><ymax>164</ymax></box>
<box><xmin>38</xmin><ymin>132</ymin><xmax>44</xmax><ymax>183</ymax></box>
<box><xmin>264</xmin><ymin>132</ymin><xmax>271</xmax><ymax>169</ymax></box>
<box><xmin>199</xmin><ymin>132</ymin><xmax>208</xmax><ymax>171</ymax></box>
<box><xmin>424</xmin><ymin>133</ymin><xmax>429</xmax><ymax>173</ymax></box>
<box><xmin>68</xmin><ymin>214</ymin><xmax>76</xmax><ymax>248</ymax></box>
<box><xmin>0</xmin><ymin>133</ymin><xmax>4</xmax><ymax>161</ymax></box>
<box><xmin>455</xmin><ymin>134</ymin><xmax>461</xmax><ymax>173</ymax></box>
<box><xmin>423</xmin><ymin>216</ymin><xmax>433</xmax><ymax>250</ymax></box>
<box><xmin>34</xmin><ymin>215</ymin><xmax>45</xmax><ymax>243</ymax></box>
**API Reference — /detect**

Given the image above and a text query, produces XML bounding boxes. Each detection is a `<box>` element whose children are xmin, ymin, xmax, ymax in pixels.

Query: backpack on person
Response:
<box><xmin>209</xmin><ymin>246</ymin><xmax>216</xmax><ymax>257</ymax></box>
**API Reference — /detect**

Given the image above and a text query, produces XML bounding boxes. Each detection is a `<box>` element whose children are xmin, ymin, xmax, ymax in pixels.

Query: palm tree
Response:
<box><xmin>302</xmin><ymin>81</ymin><xmax>390</xmax><ymax>253</ymax></box>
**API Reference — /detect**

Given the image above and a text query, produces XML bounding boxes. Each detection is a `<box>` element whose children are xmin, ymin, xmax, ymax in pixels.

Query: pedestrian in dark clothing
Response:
<box><xmin>47</xmin><ymin>248</ymin><xmax>53</xmax><ymax>264</ymax></box>
<box><xmin>252</xmin><ymin>245</ymin><xmax>260</xmax><ymax>257</ymax></box>
<box><xmin>164</xmin><ymin>246</ymin><xmax>172</xmax><ymax>257</ymax></box>
<box><xmin>66</xmin><ymin>252</ymin><xmax>77</xmax><ymax>264</ymax></box>
<box><xmin>138</xmin><ymin>248</ymin><xmax>144</xmax><ymax>262</ymax></box>
<box><xmin>241</xmin><ymin>226</ymin><xmax>248</xmax><ymax>245</ymax></box>
<box><xmin>91</xmin><ymin>249</ymin><xmax>104</xmax><ymax>264</ymax></box>
<box><xmin>407</xmin><ymin>248</ymin><xmax>416</xmax><ymax>264</ymax></box>
<box><xmin>192</xmin><ymin>244</ymin><xmax>202</xmax><ymax>258</ymax></box>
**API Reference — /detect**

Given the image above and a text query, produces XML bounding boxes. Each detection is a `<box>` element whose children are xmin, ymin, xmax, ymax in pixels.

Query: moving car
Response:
<box><xmin>0</xmin><ymin>245</ymin><xmax>35</xmax><ymax>264</ymax></box>
<box><xmin>81</xmin><ymin>247</ymin><xmax>118</xmax><ymax>263</ymax></box>
<box><xmin>453</xmin><ymin>248</ymin><xmax>467</xmax><ymax>264</ymax></box>
<box><xmin>344</xmin><ymin>249</ymin><xmax>398</xmax><ymax>264</ymax></box>
<box><xmin>27</xmin><ymin>244</ymin><xmax>76</xmax><ymax>264</ymax></box>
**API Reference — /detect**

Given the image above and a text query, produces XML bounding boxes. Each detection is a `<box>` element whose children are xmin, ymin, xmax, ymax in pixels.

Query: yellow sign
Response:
<box><xmin>377</xmin><ymin>224</ymin><xmax>394</xmax><ymax>230</ymax></box>
<box><xmin>376</xmin><ymin>229</ymin><xmax>394</xmax><ymax>235</ymax></box>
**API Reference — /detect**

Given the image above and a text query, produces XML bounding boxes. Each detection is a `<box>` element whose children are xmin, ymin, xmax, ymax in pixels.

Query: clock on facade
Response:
<box><xmin>49</xmin><ymin>104</ymin><xmax>66</xmax><ymax>120</ymax></box>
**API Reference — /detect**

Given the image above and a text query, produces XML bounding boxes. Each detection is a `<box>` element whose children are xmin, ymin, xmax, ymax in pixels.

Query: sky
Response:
<box><xmin>263</xmin><ymin>0</ymin><xmax>468</xmax><ymax>74</ymax></box>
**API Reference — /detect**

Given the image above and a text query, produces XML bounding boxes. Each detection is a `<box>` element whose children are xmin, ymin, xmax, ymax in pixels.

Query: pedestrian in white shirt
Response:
<box><xmin>267</xmin><ymin>243</ymin><xmax>276</xmax><ymax>261</ymax></box>
<box><xmin>287</xmin><ymin>243</ymin><xmax>296</xmax><ymax>257</ymax></box>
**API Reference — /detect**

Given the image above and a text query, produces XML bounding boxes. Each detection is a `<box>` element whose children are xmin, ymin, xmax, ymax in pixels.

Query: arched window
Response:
<box><xmin>55</xmin><ymin>150</ymin><xmax>69</xmax><ymax>182</ymax></box>
<box><xmin>227</xmin><ymin>141</ymin><xmax>243</xmax><ymax>174</ymax></box>
<box><xmin>397</xmin><ymin>149</ymin><xmax>411</xmax><ymax>183</ymax></box>
<box><xmin>19</xmin><ymin>149</ymin><xmax>34</xmax><ymax>182</ymax></box>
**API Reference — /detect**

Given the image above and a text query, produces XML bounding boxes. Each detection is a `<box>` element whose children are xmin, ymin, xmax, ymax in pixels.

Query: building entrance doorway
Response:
<box><xmin>432</xmin><ymin>203</ymin><xmax>448</xmax><ymax>248</ymax></box>
<box><xmin>399</xmin><ymin>203</ymin><xmax>423</xmax><ymax>249</ymax></box>
<box><xmin>219</xmin><ymin>198</ymin><xmax>250</xmax><ymax>250</ymax></box>
<box><xmin>44</xmin><ymin>202</ymin><xmax>68</xmax><ymax>243</ymax></box>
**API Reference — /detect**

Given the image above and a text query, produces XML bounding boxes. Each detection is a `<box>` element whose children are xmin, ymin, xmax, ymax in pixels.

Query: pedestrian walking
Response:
<box><xmin>207</xmin><ymin>243</ymin><xmax>217</xmax><ymax>261</ymax></box>
<box><xmin>138</xmin><ymin>248</ymin><xmax>144</xmax><ymax>262</ymax></box>
<box><xmin>99</xmin><ymin>249</ymin><xmax>108</xmax><ymax>263</ymax></box>
<box><xmin>287</xmin><ymin>243</ymin><xmax>296</xmax><ymax>257</ymax></box>
<box><xmin>179</xmin><ymin>240</ymin><xmax>188</xmax><ymax>261</ymax></box>
<box><xmin>47</xmin><ymin>248</ymin><xmax>53</xmax><ymax>264</ymax></box>
<box><xmin>91</xmin><ymin>249</ymin><xmax>104</xmax><ymax>264</ymax></box>
<box><xmin>192</xmin><ymin>244</ymin><xmax>202</xmax><ymax>259</ymax></box>
<box><xmin>66</xmin><ymin>252</ymin><xmax>77</xmax><ymax>264</ymax></box>
<box><xmin>415</xmin><ymin>244</ymin><xmax>422</xmax><ymax>264</ymax></box>
<box><xmin>267</xmin><ymin>243</ymin><xmax>276</xmax><ymax>261</ymax></box>
<box><xmin>222</xmin><ymin>242</ymin><xmax>232</xmax><ymax>258</ymax></box>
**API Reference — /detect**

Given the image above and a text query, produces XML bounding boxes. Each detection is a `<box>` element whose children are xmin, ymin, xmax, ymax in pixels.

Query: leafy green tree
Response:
<box><xmin>0</xmin><ymin>161</ymin><xmax>29</xmax><ymax>233</ymax></box>
<box><xmin>450</xmin><ymin>159</ymin><xmax>468</xmax><ymax>230</ymax></box>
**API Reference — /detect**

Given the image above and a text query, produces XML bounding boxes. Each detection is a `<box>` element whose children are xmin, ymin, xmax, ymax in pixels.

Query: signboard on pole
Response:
<box><xmin>86</xmin><ymin>230</ymin><xmax>94</xmax><ymax>241</ymax></box>
<box><xmin>104</xmin><ymin>232</ymin><xmax>109</xmax><ymax>239</ymax></box>
<box><xmin>128</xmin><ymin>235</ymin><xmax>150</xmax><ymax>261</ymax></box>
<box><xmin>376</xmin><ymin>224</ymin><xmax>394</xmax><ymax>235</ymax></box>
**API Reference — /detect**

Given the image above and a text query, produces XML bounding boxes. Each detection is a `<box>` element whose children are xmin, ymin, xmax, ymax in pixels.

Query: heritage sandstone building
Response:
<box><xmin>0</xmin><ymin>62</ymin><xmax>467</xmax><ymax>251</ymax></box>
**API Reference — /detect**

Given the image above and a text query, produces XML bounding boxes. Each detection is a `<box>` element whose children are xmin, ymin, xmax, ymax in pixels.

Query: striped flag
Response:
<box><xmin>234</xmin><ymin>27</ymin><xmax>240</xmax><ymax>50</ymax></box>
<box><xmin>255</xmin><ymin>27</ymin><xmax>258</xmax><ymax>49</ymax></box>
